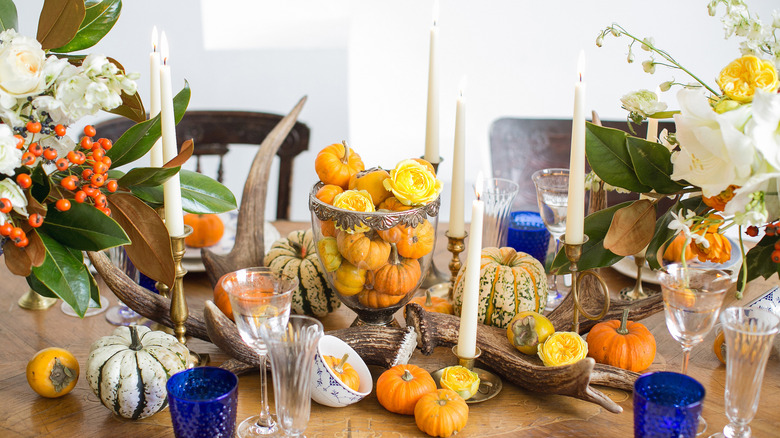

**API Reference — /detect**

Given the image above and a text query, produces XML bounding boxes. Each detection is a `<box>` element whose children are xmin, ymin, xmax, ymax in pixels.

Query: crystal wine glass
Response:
<box><xmin>658</xmin><ymin>264</ymin><xmax>731</xmax><ymax>374</ymax></box>
<box><xmin>532</xmin><ymin>168</ymin><xmax>569</xmax><ymax>310</ymax></box>
<box><xmin>222</xmin><ymin>267</ymin><xmax>297</xmax><ymax>437</ymax></box>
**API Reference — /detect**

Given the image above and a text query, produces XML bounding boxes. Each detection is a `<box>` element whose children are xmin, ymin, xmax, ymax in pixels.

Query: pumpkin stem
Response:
<box><xmin>128</xmin><ymin>326</ymin><xmax>143</xmax><ymax>351</ymax></box>
<box><xmin>341</xmin><ymin>140</ymin><xmax>351</xmax><ymax>165</ymax></box>
<box><xmin>389</xmin><ymin>242</ymin><xmax>401</xmax><ymax>265</ymax></box>
<box><xmin>424</xmin><ymin>290</ymin><xmax>433</xmax><ymax>307</ymax></box>
<box><xmin>617</xmin><ymin>308</ymin><xmax>630</xmax><ymax>335</ymax></box>
<box><xmin>334</xmin><ymin>353</ymin><xmax>349</xmax><ymax>374</ymax></box>
<box><xmin>289</xmin><ymin>239</ymin><xmax>305</xmax><ymax>258</ymax></box>
<box><xmin>401</xmin><ymin>369</ymin><xmax>415</xmax><ymax>382</ymax></box>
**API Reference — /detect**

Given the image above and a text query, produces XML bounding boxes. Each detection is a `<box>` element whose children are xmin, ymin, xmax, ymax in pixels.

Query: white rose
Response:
<box><xmin>0</xmin><ymin>30</ymin><xmax>47</xmax><ymax>97</ymax></box>
<box><xmin>671</xmin><ymin>88</ymin><xmax>755</xmax><ymax>197</ymax></box>
<box><xmin>0</xmin><ymin>178</ymin><xmax>27</xmax><ymax>216</ymax></box>
<box><xmin>620</xmin><ymin>89</ymin><xmax>667</xmax><ymax>117</ymax></box>
<box><xmin>0</xmin><ymin>124</ymin><xmax>20</xmax><ymax>176</ymax></box>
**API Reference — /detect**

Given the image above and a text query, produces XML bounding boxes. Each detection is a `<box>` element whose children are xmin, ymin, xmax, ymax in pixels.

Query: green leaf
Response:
<box><xmin>0</xmin><ymin>0</ymin><xmax>18</xmax><ymax>32</ymax></box>
<box><xmin>49</xmin><ymin>0</ymin><xmax>121</xmax><ymax>53</ymax></box>
<box><xmin>648</xmin><ymin>111</ymin><xmax>680</xmax><ymax>119</ymax></box>
<box><xmin>118</xmin><ymin>166</ymin><xmax>181</xmax><ymax>188</ymax></box>
<box><xmin>586</xmin><ymin>122</ymin><xmax>651</xmax><ymax>193</ymax></box>
<box><xmin>741</xmin><ymin>235</ymin><xmax>780</xmax><ymax>286</ymax></box>
<box><xmin>40</xmin><ymin>202</ymin><xmax>130</xmax><ymax>251</ymax></box>
<box><xmin>37</xmin><ymin>0</ymin><xmax>86</xmax><ymax>50</ymax></box>
<box><xmin>108</xmin><ymin>81</ymin><xmax>190</xmax><ymax>168</ymax></box>
<box><xmin>28</xmin><ymin>232</ymin><xmax>94</xmax><ymax>317</ymax></box>
<box><xmin>129</xmin><ymin>186</ymin><xmax>162</xmax><ymax>209</ymax></box>
<box><xmin>30</xmin><ymin>163</ymin><xmax>50</xmax><ymax>203</ymax></box>
<box><xmin>128</xmin><ymin>170</ymin><xmax>237</xmax><ymax>214</ymax></box>
<box><xmin>551</xmin><ymin>202</ymin><xmax>630</xmax><ymax>274</ymax></box>
<box><xmin>626</xmin><ymin>137</ymin><xmax>686</xmax><ymax>194</ymax></box>
<box><xmin>107</xmin><ymin>89</ymin><xmax>146</xmax><ymax>123</ymax></box>
<box><xmin>645</xmin><ymin>197</ymin><xmax>710</xmax><ymax>269</ymax></box>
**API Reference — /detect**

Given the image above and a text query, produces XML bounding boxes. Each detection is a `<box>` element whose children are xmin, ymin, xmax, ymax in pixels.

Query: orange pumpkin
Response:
<box><xmin>376</xmin><ymin>364</ymin><xmax>437</xmax><ymax>415</ymax></box>
<box><xmin>414</xmin><ymin>389</ymin><xmax>469</xmax><ymax>438</ymax></box>
<box><xmin>183</xmin><ymin>214</ymin><xmax>224</xmax><ymax>248</ymax></box>
<box><xmin>408</xmin><ymin>290</ymin><xmax>453</xmax><ymax>314</ymax></box>
<box><xmin>314</xmin><ymin>142</ymin><xmax>365</xmax><ymax>189</ymax></box>
<box><xmin>316</xmin><ymin>184</ymin><xmax>343</xmax><ymax>237</ymax></box>
<box><xmin>349</xmin><ymin>168</ymin><xmax>392</xmax><ymax>206</ymax></box>
<box><xmin>396</xmin><ymin>220</ymin><xmax>435</xmax><ymax>259</ymax></box>
<box><xmin>713</xmin><ymin>329</ymin><xmax>726</xmax><ymax>365</ymax></box>
<box><xmin>372</xmin><ymin>244</ymin><xmax>421</xmax><ymax>296</ymax></box>
<box><xmin>378</xmin><ymin>196</ymin><xmax>413</xmax><ymax>212</ymax></box>
<box><xmin>357</xmin><ymin>288</ymin><xmax>404</xmax><ymax>308</ymax></box>
<box><xmin>662</xmin><ymin>233</ymin><xmax>696</xmax><ymax>262</ymax></box>
<box><xmin>323</xmin><ymin>353</ymin><xmax>361</xmax><ymax>392</ymax></box>
<box><xmin>333</xmin><ymin>261</ymin><xmax>366</xmax><ymax>296</ymax></box>
<box><xmin>213</xmin><ymin>272</ymin><xmax>235</xmax><ymax>320</ymax></box>
<box><xmin>336</xmin><ymin>230</ymin><xmax>391</xmax><ymax>271</ymax></box>
<box><xmin>411</xmin><ymin>158</ymin><xmax>436</xmax><ymax>176</ymax></box>
<box><xmin>586</xmin><ymin>308</ymin><xmax>656</xmax><ymax>372</ymax></box>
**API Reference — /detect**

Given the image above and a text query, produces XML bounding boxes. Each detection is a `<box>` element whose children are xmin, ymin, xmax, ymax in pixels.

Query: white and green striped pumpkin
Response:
<box><xmin>265</xmin><ymin>228</ymin><xmax>340</xmax><ymax>317</ymax></box>
<box><xmin>453</xmin><ymin>247</ymin><xmax>548</xmax><ymax>329</ymax></box>
<box><xmin>86</xmin><ymin>325</ymin><xmax>190</xmax><ymax>419</ymax></box>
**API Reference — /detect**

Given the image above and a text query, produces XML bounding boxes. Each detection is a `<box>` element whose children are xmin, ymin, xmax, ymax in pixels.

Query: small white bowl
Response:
<box><xmin>311</xmin><ymin>335</ymin><xmax>372</xmax><ymax>407</ymax></box>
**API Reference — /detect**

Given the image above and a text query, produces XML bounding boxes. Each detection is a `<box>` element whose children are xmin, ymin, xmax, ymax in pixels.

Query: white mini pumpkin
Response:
<box><xmin>86</xmin><ymin>325</ymin><xmax>190</xmax><ymax>419</ymax></box>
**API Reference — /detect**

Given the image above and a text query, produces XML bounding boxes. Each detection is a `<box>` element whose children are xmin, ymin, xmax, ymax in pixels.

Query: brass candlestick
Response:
<box><xmin>431</xmin><ymin>346</ymin><xmax>503</xmax><ymax>404</ymax></box>
<box><xmin>18</xmin><ymin>289</ymin><xmax>58</xmax><ymax>310</ymax></box>
<box><xmin>563</xmin><ymin>235</ymin><xmax>610</xmax><ymax>333</ymax></box>
<box><xmin>446</xmin><ymin>231</ymin><xmax>467</xmax><ymax>301</ymax></box>
<box><xmin>619</xmin><ymin>253</ymin><xmax>651</xmax><ymax>301</ymax></box>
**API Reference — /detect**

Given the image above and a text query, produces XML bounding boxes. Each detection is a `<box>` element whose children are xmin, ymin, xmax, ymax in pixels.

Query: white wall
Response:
<box><xmin>14</xmin><ymin>0</ymin><xmax>778</xmax><ymax>222</ymax></box>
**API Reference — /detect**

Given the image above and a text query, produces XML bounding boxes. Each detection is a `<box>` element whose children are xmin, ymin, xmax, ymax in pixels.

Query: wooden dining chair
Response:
<box><xmin>489</xmin><ymin>117</ymin><xmax>675</xmax><ymax>213</ymax></box>
<box><xmin>92</xmin><ymin>110</ymin><xmax>310</xmax><ymax>220</ymax></box>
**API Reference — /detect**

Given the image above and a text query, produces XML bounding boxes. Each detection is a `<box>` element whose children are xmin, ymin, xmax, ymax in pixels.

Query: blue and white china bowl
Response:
<box><xmin>311</xmin><ymin>335</ymin><xmax>372</xmax><ymax>407</ymax></box>
<box><xmin>749</xmin><ymin>286</ymin><xmax>780</xmax><ymax>316</ymax></box>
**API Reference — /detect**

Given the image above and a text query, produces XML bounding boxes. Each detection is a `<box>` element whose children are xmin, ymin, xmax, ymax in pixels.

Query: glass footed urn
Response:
<box><xmin>309</xmin><ymin>182</ymin><xmax>440</xmax><ymax>326</ymax></box>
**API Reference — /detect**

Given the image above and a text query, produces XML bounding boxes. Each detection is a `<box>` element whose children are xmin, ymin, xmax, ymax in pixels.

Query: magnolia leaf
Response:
<box><xmin>37</xmin><ymin>0</ymin><xmax>86</xmax><ymax>50</ymax></box>
<box><xmin>0</xmin><ymin>0</ymin><xmax>18</xmax><ymax>32</ymax></box>
<box><xmin>117</xmin><ymin>166</ymin><xmax>180</xmax><ymax>188</ymax></box>
<box><xmin>603</xmin><ymin>199</ymin><xmax>656</xmax><ymax>256</ymax></box>
<box><xmin>30</xmin><ymin>164</ymin><xmax>50</xmax><ymax>203</ymax></box>
<box><xmin>586</xmin><ymin>122</ymin><xmax>651</xmax><ymax>193</ymax></box>
<box><xmin>551</xmin><ymin>202</ymin><xmax>631</xmax><ymax>274</ymax></box>
<box><xmin>129</xmin><ymin>169</ymin><xmax>237</xmax><ymax>214</ymax></box>
<box><xmin>29</xmin><ymin>232</ymin><xmax>93</xmax><ymax>317</ymax></box>
<box><xmin>25</xmin><ymin>189</ymin><xmax>46</xmax><ymax>217</ymax></box>
<box><xmin>163</xmin><ymin>139</ymin><xmax>194</xmax><ymax>168</ymax></box>
<box><xmin>107</xmin><ymin>90</ymin><xmax>146</xmax><ymax>123</ymax></box>
<box><xmin>648</xmin><ymin>111</ymin><xmax>679</xmax><ymax>119</ymax></box>
<box><xmin>26</xmin><ymin>229</ymin><xmax>46</xmax><ymax>267</ymax></box>
<box><xmin>49</xmin><ymin>0</ymin><xmax>121</xmax><ymax>53</ymax></box>
<box><xmin>3</xmin><ymin>240</ymin><xmax>32</xmax><ymax>275</ymax></box>
<box><xmin>626</xmin><ymin>137</ymin><xmax>686</xmax><ymax>194</ymax></box>
<box><xmin>740</xmin><ymin>236</ymin><xmax>779</xmax><ymax>288</ymax></box>
<box><xmin>41</xmin><ymin>202</ymin><xmax>130</xmax><ymax>251</ymax></box>
<box><xmin>107</xmin><ymin>193</ymin><xmax>175</xmax><ymax>287</ymax></box>
<box><xmin>645</xmin><ymin>196</ymin><xmax>710</xmax><ymax>269</ymax></box>
<box><xmin>108</xmin><ymin>82</ymin><xmax>190</xmax><ymax>168</ymax></box>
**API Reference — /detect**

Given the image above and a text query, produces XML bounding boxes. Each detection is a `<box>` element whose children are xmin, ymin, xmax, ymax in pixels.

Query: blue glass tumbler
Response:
<box><xmin>634</xmin><ymin>371</ymin><xmax>705</xmax><ymax>438</ymax></box>
<box><xmin>167</xmin><ymin>367</ymin><xmax>239</xmax><ymax>438</ymax></box>
<box><xmin>506</xmin><ymin>211</ymin><xmax>551</xmax><ymax>265</ymax></box>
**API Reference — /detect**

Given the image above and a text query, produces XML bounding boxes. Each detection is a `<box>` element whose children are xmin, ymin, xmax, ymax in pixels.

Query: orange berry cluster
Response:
<box><xmin>2</xmin><ymin>125</ymin><xmax>118</xmax><ymax>248</ymax></box>
<box><xmin>746</xmin><ymin>224</ymin><xmax>780</xmax><ymax>263</ymax></box>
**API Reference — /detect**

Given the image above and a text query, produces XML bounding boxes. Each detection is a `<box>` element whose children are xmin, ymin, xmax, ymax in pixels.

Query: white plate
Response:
<box><xmin>611</xmin><ymin>237</ymin><xmax>742</xmax><ymax>284</ymax></box>
<box><xmin>182</xmin><ymin>211</ymin><xmax>282</xmax><ymax>272</ymax></box>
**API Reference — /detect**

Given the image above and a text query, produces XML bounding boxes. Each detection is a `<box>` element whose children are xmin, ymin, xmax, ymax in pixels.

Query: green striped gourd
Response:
<box><xmin>453</xmin><ymin>247</ymin><xmax>548</xmax><ymax>329</ymax></box>
<box><xmin>265</xmin><ymin>228</ymin><xmax>340</xmax><ymax>317</ymax></box>
<box><xmin>86</xmin><ymin>325</ymin><xmax>190</xmax><ymax>419</ymax></box>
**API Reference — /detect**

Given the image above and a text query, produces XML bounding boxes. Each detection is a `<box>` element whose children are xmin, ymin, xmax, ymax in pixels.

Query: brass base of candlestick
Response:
<box><xmin>562</xmin><ymin>236</ymin><xmax>610</xmax><ymax>333</ymax></box>
<box><xmin>618</xmin><ymin>254</ymin><xmax>654</xmax><ymax>301</ymax></box>
<box><xmin>446</xmin><ymin>231</ymin><xmax>467</xmax><ymax>301</ymax></box>
<box><xmin>431</xmin><ymin>346</ymin><xmax>502</xmax><ymax>404</ymax></box>
<box><xmin>18</xmin><ymin>289</ymin><xmax>58</xmax><ymax>310</ymax></box>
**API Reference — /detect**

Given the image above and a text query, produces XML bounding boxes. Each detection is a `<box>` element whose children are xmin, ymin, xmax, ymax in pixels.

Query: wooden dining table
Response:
<box><xmin>1</xmin><ymin>221</ymin><xmax>779</xmax><ymax>437</ymax></box>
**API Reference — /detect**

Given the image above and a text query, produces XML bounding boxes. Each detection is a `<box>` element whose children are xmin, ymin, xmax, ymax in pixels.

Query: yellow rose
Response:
<box><xmin>716</xmin><ymin>55</ymin><xmax>779</xmax><ymax>103</ymax></box>
<box><xmin>382</xmin><ymin>159</ymin><xmax>442</xmax><ymax>206</ymax></box>
<box><xmin>440</xmin><ymin>365</ymin><xmax>480</xmax><ymax>400</ymax></box>
<box><xmin>537</xmin><ymin>332</ymin><xmax>588</xmax><ymax>367</ymax></box>
<box><xmin>332</xmin><ymin>189</ymin><xmax>375</xmax><ymax>233</ymax></box>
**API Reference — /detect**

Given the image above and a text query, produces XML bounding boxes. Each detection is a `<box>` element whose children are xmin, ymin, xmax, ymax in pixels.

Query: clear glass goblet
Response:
<box><xmin>105</xmin><ymin>246</ymin><xmax>145</xmax><ymax>326</ymax></box>
<box><xmin>710</xmin><ymin>307</ymin><xmax>780</xmax><ymax>438</ymax></box>
<box><xmin>658</xmin><ymin>264</ymin><xmax>731</xmax><ymax>374</ymax></box>
<box><xmin>222</xmin><ymin>267</ymin><xmax>297</xmax><ymax>437</ymax></box>
<box><xmin>532</xmin><ymin>168</ymin><xmax>569</xmax><ymax>310</ymax></box>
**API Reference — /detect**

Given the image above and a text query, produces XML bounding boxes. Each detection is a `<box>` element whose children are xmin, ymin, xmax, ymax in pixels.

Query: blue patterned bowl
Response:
<box><xmin>311</xmin><ymin>335</ymin><xmax>372</xmax><ymax>407</ymax></box>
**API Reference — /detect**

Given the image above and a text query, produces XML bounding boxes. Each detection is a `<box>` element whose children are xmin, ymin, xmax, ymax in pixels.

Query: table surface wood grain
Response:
<box><xmin>1</xmin><ymin>222</ymin><xmax>779</xmax><ymax>438</ymax></box>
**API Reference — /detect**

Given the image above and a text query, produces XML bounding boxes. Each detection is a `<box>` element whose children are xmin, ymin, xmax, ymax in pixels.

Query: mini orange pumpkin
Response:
<box><xmin>378</xmin><ymin>196</ymin><xmax>413</xmax><ymax>212</ymax></box>
<box><xmin>414</xmin><ymin>388</ymin><xmax>469</xmax><ymax>438</ymax></box>
<box><xmin>663</xmin><ymin>233</ymin><xmax>696</xmax><ymax>262</ymax></box>
<box><xmin>349</xmin><ymin>168</ymin><xmax>392</xmax><ymax>207</ymax></box>
<box><xmin>323</xmin><ymin>353</ymin><xmax>361</xmax><ymax>392</ymax></box>
<box><xmin>336</xmin><ymin>230</ymin><xmax>391</xmax><ymax>271</ymax></box>
<box><xmin>407</xmin><ymin>290</ymin><xmax>453</xmax><ymax>315</ymax></box>
<box><xmin>213</xmin><ymin>272</ymin><xmax>235</xmax><ymax>320</ymax></box>
<box><xmin>372</xmin><ymin>244</ymin><xmax>421</xmax><ymax>296</ymax></box>
<box><xmin>713</xmin><ymin>329</ymin><xmax>726</xmax><ymax>365</ymax></box>
<box><xmin>314</xmin><ymin>142</ymin><xmax>365</xmax><ymax>189</ymax></box>
<box><xmin>586</xmin><ymin>308</ymin><xmax>656</xmax><ymax>372</ymax></box>
<box><xmin>183</xmin><ymin>213</ymin><xmax>224</xmax><ymax>248</ymax></box>
<box><xmin>316</xmin><ymin>184</ymin><xmax>343</xmax><ymax>237</ymax></box>
<box><xmin>357</xmin><ymin>288</ymin><xmax>404</xmax><ymax>308</ymax></box>
<box><xmin>396</xmin><ymin>220</ymin><xmax>435</xmax><ymax>259</ymax></box>
<box><xmin>376</xmin><ymin>364</ymin><xmax>437</xmax><ymax>415</ymax></box>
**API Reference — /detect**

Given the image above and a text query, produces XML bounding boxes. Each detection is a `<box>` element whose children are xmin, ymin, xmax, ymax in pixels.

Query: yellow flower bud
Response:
<box><xmin>382</xmin><ymin>159</ymin><xmax>442</xmax><ymax>206</ymax></box>
<box><xmin>716</xmin><ymin>55</ymin><xmax>779</xmax><ymax>103</ymax></box>
<box><xmin>440</xmin><ymin>365</ymin><xmax>480</xmax><ymax>400</ymax></box>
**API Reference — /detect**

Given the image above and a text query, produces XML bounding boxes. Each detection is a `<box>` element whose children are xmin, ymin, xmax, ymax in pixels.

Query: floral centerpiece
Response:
<box><xmin>553</xmin><ymin>0</ymin><xmax>780</xmax><ymax>297</ymax></box>
<box><xmin>0</xmin><ymin>0</ymin><xmax>236</xmax><ymax>316</ymax></box>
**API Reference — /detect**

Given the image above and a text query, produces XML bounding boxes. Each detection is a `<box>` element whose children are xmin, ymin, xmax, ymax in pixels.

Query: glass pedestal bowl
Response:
<box><xmin>309</xmin><ymin>182</ymin><xmax>440</xmax><ymax>326</ymax></box>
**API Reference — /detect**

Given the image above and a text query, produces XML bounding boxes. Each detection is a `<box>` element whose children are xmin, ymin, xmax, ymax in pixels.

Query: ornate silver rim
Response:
<box><xmin>309</xmin><ymin>181</ymin><xmax>440</xmax><ymax>232</ymax></box>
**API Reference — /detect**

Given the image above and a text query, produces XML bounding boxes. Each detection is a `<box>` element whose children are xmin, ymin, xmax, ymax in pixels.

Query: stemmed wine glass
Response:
<box><xmin>657</xmin><ymin>264</ymin><xmax>731</xmax><ymax>374</ymax></box>
<box><xmin>532</xmin><ymin>168</ymin><xmax>569</xmax><ymax>310</ymax></box>
<box><xmin>222</xmin><ymin>267</ymin><xmax>297</xmax><ymax>437</ymax></box>
<box><xmin>104</xmin><ymin>246</ymin><xmax>145</xmax><ymax>326</ymax></box>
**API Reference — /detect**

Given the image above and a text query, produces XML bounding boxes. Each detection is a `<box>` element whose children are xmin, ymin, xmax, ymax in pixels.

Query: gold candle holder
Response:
<box><xmin>619</xmin><ymin>253</ymin><xmax>651</xmax><ymax>301</ymax></box>
<box><xmin>445</xmin><ymin>231</ymin><xmax>467</xmax><ymax>301</ymax></box>
<box><xmin>18</xmin><ymin>289</ymin><xmax>58</xmax><ymax>310</ymax></box>
<box><xmin>563</xmin><ymin>235</ymin><xmax>610</xmax><ymax>333</ymax></box>
<box><xmin>431</xmin><ymin>345</ymin><xmax>503</xmax><ymax>404</ymax></box>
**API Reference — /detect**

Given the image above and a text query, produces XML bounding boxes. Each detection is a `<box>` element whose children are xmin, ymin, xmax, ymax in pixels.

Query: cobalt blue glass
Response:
<box><xmin>167</xmin><ymin>367</ymin><xmax>239</xmax><ymax>438</ymax></box>
<box><xmin>634</xmin><ymin>371</ymin><xmax>705</xmax><ymax>438</ymax></box>
<box><xmin>506</xmin><ymin>211</ymin><xmax>551</xmax><ymax>265</ymax></box>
